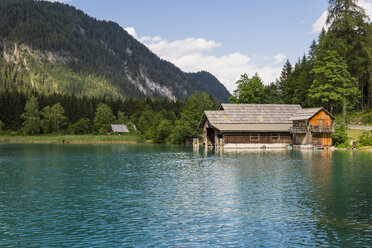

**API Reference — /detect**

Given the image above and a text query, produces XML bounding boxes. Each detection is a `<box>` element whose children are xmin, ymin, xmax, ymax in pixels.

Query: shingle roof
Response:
<box><xmin>208</xmin><ymin>104</ymin><xmax>302</xmax><ymax>124</ymax></box>
<box><xmin>199</xmin><ymin>104</ymin><xmax>302</xmax><ymax>131</ymax></box>
<box><xmin>289</xmin><ymin>107</ymin><xmax>334</xmax><ymax>121</ymax></box>
<box><xmin>212</xmin><ymin>123</ymin><xmax>293</xmax><ymax>132</ymax></box>
<box><xmin>111</xmin><ymin>124</ymin><xmax>129</xmax><ymax>133</ymax></box>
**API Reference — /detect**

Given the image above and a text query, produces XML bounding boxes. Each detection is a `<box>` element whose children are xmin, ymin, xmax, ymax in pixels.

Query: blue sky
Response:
<box><xmin>56</xmin><ymin>0</ymin><xmax>372</xmax><ymax>92</ymax></box>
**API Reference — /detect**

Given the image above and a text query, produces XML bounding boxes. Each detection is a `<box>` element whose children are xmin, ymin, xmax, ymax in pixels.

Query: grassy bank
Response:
<box><xmin>350</xmin><ymin>109</ymin><xmax>372</xmax><ymax>125</ymax></box>
<box><xmin>0</xmin><ymin>134</ymin><xmax>145</xmax><ymax>144</ymax></box>
<box><xmin>345</xmin><ymin>129</ymin><xmax>372</xmax><ymax>150</ymax></box>
<box><xmin>346</xmin><ymin>129</ymin><xmax>365</xmax><ymax>141</ymax></box>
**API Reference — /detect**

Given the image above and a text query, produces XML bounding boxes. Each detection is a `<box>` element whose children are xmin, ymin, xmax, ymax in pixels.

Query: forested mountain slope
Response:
<box><xmin>0</xmin><ymin>0</ymin><xmax>231</xmax><ymax>102</ymax></box>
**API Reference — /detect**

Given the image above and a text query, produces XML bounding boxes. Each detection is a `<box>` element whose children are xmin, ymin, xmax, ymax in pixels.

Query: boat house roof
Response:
<box><xmin>289</xmin><ymin>107</ymin><xmax>335</xmax><ymax>121</ymax></box>
<box><xmin>111</xmin><ymin>124</ymin><xmax>129</xmax><ymax>133</ymax></box>
<box><xmin>200</xmin><ymin>104</ymin><xmax>302</xmax><ymax>132</ymax></box>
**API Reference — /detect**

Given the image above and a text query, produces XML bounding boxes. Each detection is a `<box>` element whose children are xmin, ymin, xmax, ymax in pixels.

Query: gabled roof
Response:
<box><xmin>199</xmin><ymin>104</ymin><xmax>302</xmax><ymax>131</ymax></box>
<box><xmin>111</xmin><ymin>124</ymin><xmax>129</xmax><ymax>133</ymax></box>
<box><xmin>289</xmin><ymin>107</ymin><xmax>334</xmax><ymax>121</ymax></box>
<box><xmin>211</xmin><ymin>104</ymin><xmax>302</xmax><ymax>124</ymax></box>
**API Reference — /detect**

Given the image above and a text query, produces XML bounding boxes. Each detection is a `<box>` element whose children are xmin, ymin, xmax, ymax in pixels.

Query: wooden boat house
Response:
<box><xmin>289</xmin><ymin>107</ymin><xmax>334</xmax><ymax>147</ymax></box>
<box><xmin>200</xmin><ymin>104</ymin><xmax>334</xmax><ymax>149</ymax></box>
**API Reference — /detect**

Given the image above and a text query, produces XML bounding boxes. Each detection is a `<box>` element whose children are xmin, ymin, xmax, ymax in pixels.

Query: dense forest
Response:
<box><xmin>230</xmin><ymin>0</ymin><xmax>372</xmax><ymax>120</ymax></box>
<box><xmin>0</xmin><ymin>89</ymin><xmax>218</xmax><ymax>143</ymax></box>
<box><xmin>0</xmin><ymin>0</ymin><xmax>231</xmax><ymax>102</ymax></box>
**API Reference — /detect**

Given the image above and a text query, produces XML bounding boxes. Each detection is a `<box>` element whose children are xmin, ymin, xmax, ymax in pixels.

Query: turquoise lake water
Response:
<box><xmin>0</xmin><ymin>144</ymin><xmax>371</xmax><ymax>247</ymax></box>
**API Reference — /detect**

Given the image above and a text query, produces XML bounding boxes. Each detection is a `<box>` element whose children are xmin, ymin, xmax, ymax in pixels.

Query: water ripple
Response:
<box><xmin>0</xmin><ymin>144</ymin><xmax>371</xmax><ymax>247</ymax></box>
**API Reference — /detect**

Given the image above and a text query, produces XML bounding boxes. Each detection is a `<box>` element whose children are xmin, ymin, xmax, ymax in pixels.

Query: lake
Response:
<box><xmin>0</xmin><ymin>144</ymin><xmax>371</xmax><ymax>247</ymax></box>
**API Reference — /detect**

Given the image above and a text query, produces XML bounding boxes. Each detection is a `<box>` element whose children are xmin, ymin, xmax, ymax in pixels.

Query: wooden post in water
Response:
<box><xmin>193</xmin><ymin>138</ymin><xmax>199</xmax><ymax>152</ymax></box>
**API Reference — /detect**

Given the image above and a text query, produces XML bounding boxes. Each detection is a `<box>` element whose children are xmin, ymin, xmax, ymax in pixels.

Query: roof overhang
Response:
<box><xmin>198</xmin><ymin>112</ymin><xmax>208</xmax><ymax>128</ymax></box>
<box><xmin>289</xmin><ymin>107</ymin><xmax>335</xmax><ymax>121</ymax></box>
<box><xmin>211</xmin><ymin>123</ymin><xmax>292</xmax><ymax>132</ymax></box>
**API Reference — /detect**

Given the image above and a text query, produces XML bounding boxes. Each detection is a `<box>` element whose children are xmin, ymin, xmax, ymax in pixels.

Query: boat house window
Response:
<box><xmin>271</xmin><ymin>133</ymin><xmax>279</xmax><ymax>140</ymax></box>
<box><xmin>251</xmin><ymin>133</ymin><xmax>259</xmax><ymax>141</ymax></box>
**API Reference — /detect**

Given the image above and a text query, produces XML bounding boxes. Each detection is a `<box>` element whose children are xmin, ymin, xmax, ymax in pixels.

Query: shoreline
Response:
<box><xmin>336</xmin><ymin>147</ymin><xmax>372</xmax><ymax>151</ymax></box>
<box><xmin>1</xmin><ymin>136</ymin><xmax>371</xmax><ymax>150</ymax></box>
<box><xmin>0</xmin><ymin>135</ymin><xmax>144</xmax><ymax>144</ymax></box>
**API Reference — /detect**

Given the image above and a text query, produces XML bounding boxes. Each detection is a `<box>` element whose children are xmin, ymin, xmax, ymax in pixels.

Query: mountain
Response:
<box><xmin>0</xmin><ymin>0</ymin><xmax>231</xmax><ymax>102</ymax></box>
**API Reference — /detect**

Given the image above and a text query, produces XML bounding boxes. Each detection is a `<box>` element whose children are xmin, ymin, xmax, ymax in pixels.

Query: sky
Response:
<box><xmin>52</xmin><ymin>0</ymin><xmax>372</xmax><ymax>93</ymax></box>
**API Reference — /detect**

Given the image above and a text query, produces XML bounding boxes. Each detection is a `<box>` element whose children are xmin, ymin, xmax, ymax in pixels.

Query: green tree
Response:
<box><xmin>278</xmin><ymin>60</ymin><xmax>294</xmax><ymax>103</ymax></box>
<box><xmin>41</xmin><ymin>103</ymin><xmax>67</xmax><ymax>134</ymax></box>
<box><xmin>40</xmin><ymin>106</ymin><xmax>53</xmax><ymax>134</ymax></box>
<box><xmin>150</xmin><ymin>110</ymin><xmax>176</xmax><ymax>143</ymax></box>
<box><xmin>153</xmin><ymin>119</ymin><xmax>173</xmax><ymax>143</ymax></box>
<box><xmin>359</xmin><ymin>130</ymin><xmax>372</xmax><ymax>146</ymax></box>
<box><xmin>117</xmin><ymin>111</ymin><xmax>128</xmax><ymax>124</ymax></box>
<box><xmin>170</xmin><ymin>92</ymin><xmax>216</xmax><ymax>144</ymax></box>
<box><xmin>332</xmin><ymin>125</ymin><xmax>349</xmax><ymax>146</ymax></box>
<box><xmin>93</xmin><ymin>103</ymin><xmax>115</xmax><ymax>134</ymax></box>
<box><xmin>309</xmin><ymin>50</ymin><xmax>360</xmax><ymax>123</ymax></box>
<box><xmin>69</xmin><ymin>118</ymin><xmax>91</xmax><ymax>134</ymax></box>
<box><xmin>322</xmin><ymin>0</ymin><xmax>371</xmax><ymax>107</ymax></box>
<box><xmin>264</xmin><ymin>82</ymin><xmax>281</xmax><ymax>104</ymax></box>
<box><xmin>229</xmin><ymin>73</ymin><xmax>266</xmax><ymax>104</ymax></box>
<box><xmin>21</xmin><ymin>96</ymin><xmax>41</xmax><ymax>134</ymax></box>
<box><xmin>0</xmin><ymin>120</ymin><xmax>4</xmax><ymax>133</ymax></box>
<box><xmin>288</xmin><ymin>55</ymin><xmax>315</xmax><ymax>106</ymax></box>
<box><xmin>126</xmin><ymin>121</ymin><xmax>138</xmax><ymax>133</ymax></box>
<box><xmin>135</xmin><ymin>110</ymin><xmax>154</xmax><ymax>139</ymax></box>
<box><xmin>327</xmin><ymin>0</ymin><xmax>368</xmax><ymax>38</ymax></box>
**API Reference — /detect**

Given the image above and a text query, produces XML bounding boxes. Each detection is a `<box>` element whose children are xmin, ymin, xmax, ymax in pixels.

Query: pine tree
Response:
<box><xmin>278</xmin><ymin>60</ymin><xmax>295</xmax><ymax>103</ymax></box>
<box><xmin>309</xmin><ymin>50</ymin><xmax>360</xmax><ymax>123</ymax></box>
<box><xmin>321</xmin><ymin>0</ymin><xmax>371</xmax><ymax>107</ymax></box>
<box><xmin>21</xmin><ymin>96</ymin><xmax>41</xmax><ymax>134</ymax></box>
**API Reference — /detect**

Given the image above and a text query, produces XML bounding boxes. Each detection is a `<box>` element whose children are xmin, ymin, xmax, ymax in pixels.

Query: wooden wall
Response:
<box><xmin>293</xmin><ymin>134</ymin><xmax>307</xmax><ymax>145</ymax></box>
<box><xmin>293</xmin><ymin>120</ymin><xmax>306</xmax><ymax>127</ymax></box>
<box><xmin>312</xmin><ymin>133</ymin><xmax>332</xmax><ymax>146</ymax></box>
<box><xmin>309</xmin><ymin>110</ymin><xmax>333</xmax><ymax>127</ymax></box>
<box><xmin>203</xmin><ymin>122</ymin><xmax>216</xmax><ymax>146</ymax></box>
<box><xmin>224</xmin><ymin>132</ymin><xmax>292</xmax><ymax>144</ymax></box>
<box><xmin>309</xmin><ymin>110</ymin><xmax>333</xmax><ymax>147</ymax></box>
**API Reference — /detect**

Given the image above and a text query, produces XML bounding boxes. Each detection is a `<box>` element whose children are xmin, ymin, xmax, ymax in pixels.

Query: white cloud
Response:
<box><xmin>311</xmin><ymin>11</ymin><xmax>328</xmax><ymax>34</ymax></box>
<box><xmin>44</xmin><ymin>0</ymin><xmax>73</xmax><ymax>2</ymax></box>
<box><xmin>142</xmin><ymin>37</ymin><xmax>221</xmax><ymax>58</ymax></box>
<box><xmin>125</xmin><ymin>27</ymin><xmax>283</xmax><ymax>93</ymax></box>
<box><xmin>359</xmin><ymin>0</ymin><xmax>372</xmax><ymax>17</ymax></box>
<box><xmin>311</xmin><ymin>0</ymin><xmax>372</xmax><ymax>34</ymax></box>
<box><xmin>274</xmin><ymin>53</ymin><xmax>286</xmax><ymax>64</ymax></box>
<box><xmin>124</xmin><ymin>27</ymin><xmax>139</xmax><ymax>39</ymax></box>
<box><xmin>165</xmin><ymin>52</ymin><xmax>281</xmax><ymax>93</ymax></box>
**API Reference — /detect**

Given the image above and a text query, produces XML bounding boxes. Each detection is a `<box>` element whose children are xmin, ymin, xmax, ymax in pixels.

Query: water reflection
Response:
<box><xmin>300</xmin><ymin>150</ymin><xmax>372</xmax><ymax>246</ymax></box>
<box><xmin>0</xmin><ymin>144</ymin><xmax>371</xmax><ymax>247</ymax></box>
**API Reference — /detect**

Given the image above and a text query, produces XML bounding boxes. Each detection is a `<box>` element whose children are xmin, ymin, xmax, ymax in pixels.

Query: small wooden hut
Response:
<box><xmin>110</xmin><ymin>124</ymin><xmax>129</xmax><ymax>134</ymax></box>
<box><xmin>289</xmin><ymin>107</ymin><xmax>334</xmax><ymax>147</ymax></box>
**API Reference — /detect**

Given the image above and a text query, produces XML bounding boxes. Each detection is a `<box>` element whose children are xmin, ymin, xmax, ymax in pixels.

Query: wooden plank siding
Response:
<box><xmin>309</xmin><ymin>110</ymin><xmax>333</xmax><ymax>147</ymax></box>
<box><xmin>293</xmin><ymin>133</ymin><xmax>307</xmax><ymax>145</ymax></box>
<box><xmin>312</xmin><ymin>133</ymin><xmax>332</xmax><ymax>146</ymax></box>
<box><xmin>309</xmin><ymin>110</ymin><xmax>333</xmax><ymax>127</ymax></box>
<box><xmin>224</xmin><ymin>132</ymin><xmax>292</xmax><ymax>144</ymax></box>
